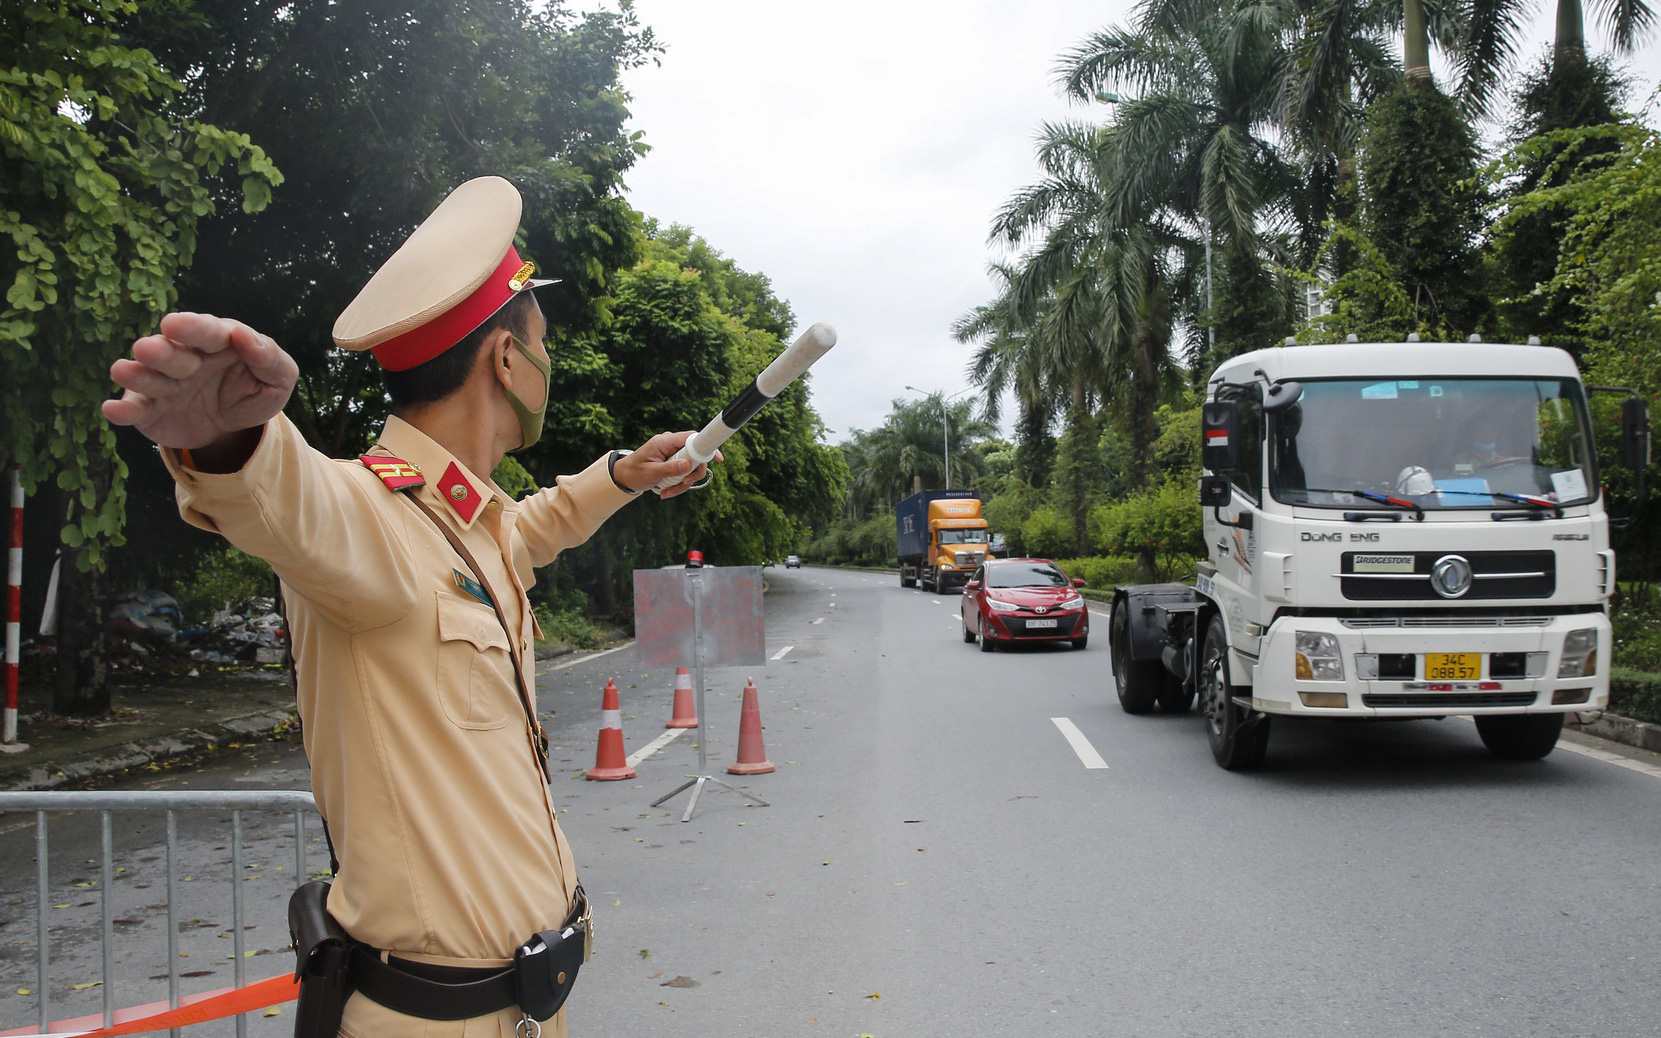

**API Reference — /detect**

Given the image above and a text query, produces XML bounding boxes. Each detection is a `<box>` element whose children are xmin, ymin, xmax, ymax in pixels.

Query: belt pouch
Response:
<box><xmin>514</xmin><ymin>926</ymin><xmax>585</xmax><ymax>1021</ymax></box>
<box><xmin>288</xmin><ymin>880</ymin><xmax>353</xmax><ymax>1038</ymax></box>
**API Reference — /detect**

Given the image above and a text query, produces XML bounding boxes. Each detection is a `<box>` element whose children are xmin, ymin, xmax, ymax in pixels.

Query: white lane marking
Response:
<box><xmin>1051</xmin><ymin>717</ymin><xmax>1110</xmax><ymax>770</ymax></box>
<box><xmin>627</xmin><ymin>727</ymin><xmax>686</xmax><ymax>767</ymax></box>
<box><xmin>546</xmin><ymin>642</ymin><xmax>632</xmax><ymax>672</ymax></box>
<box><xmin>771</xmin><ymin>645</ymin><xmax>794</xmax><ymax>661</ymax></box>
<box><xmin>1555</xmin><ymin>738</ymin><xmax>1661</xmax><ymax>779</ymax></box>
<box><xmin>929</xmin><ymin>599</ymin><xmax>940</xmax><ymax>605</ymax></box>
<box><xmin>811</xmin><ymin>618</ymin><xmax>824</xmax><ymax>624</ymax></box>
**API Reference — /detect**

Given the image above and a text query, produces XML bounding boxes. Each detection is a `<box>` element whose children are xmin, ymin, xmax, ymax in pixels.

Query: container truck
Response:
<box><xmin>1108</xmin><ymin>338</ymin><xmax>1650</xmax><ymax>770</ymax></box>
<box><xmin>896</xmin><ymin>490</ymin><xmax>992</xmax><ymax>593</ymax></box>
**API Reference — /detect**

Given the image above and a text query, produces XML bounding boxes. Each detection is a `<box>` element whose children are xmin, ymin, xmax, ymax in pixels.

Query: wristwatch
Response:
<box><xmin>608</xmin><ymin>449</ymin><xmax>640</xmax><ymax>494</ymax></box>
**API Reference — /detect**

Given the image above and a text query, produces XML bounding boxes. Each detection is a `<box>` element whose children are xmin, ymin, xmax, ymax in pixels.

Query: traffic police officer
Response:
<box><xmin>103</xmin><ymin>177</ymin><xmax>712</xmax><ymax>1036</ymax></box>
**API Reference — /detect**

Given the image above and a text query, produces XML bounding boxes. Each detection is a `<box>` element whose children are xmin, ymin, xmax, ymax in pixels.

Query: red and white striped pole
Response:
<box><xmin>4</xmin><ymin>463</ymin><xmax>24</xmax><ymax>748</ymax></box>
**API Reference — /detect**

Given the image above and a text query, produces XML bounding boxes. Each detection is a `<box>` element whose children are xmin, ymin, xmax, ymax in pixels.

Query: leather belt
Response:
<box><xmin>347</xmin><ymin>891</ymin><xmax>588</xmax><ymax>1022</ymax></box>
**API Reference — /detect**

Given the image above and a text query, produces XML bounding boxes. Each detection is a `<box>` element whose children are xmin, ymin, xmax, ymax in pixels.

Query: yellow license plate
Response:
<box><xmin>1425</xmin><ymin>652</ymin><xmax>1481</xmax><ymax>681</ymax></box>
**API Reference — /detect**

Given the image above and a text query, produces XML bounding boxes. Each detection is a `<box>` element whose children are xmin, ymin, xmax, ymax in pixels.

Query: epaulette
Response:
<box><xmin>359</xmin><ymin>455</ymin><xmax>426</xmax><ymax>492</ymax></box>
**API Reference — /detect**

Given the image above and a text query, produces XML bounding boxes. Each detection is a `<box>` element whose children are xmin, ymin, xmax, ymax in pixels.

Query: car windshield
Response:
<box><xmin>986</xmin><ymin>563</ymin><xmax>1069</xmax><ymax>589</ymax></box>
<box><xmin>1269</xmin><ymin>377</ymin><xmax>1596</xmax><ymax>510</ymax></box>
<box><xmin>939</xmin><ymin>528</ymin><xmax>985</xmax><ymax>545</ymax></box>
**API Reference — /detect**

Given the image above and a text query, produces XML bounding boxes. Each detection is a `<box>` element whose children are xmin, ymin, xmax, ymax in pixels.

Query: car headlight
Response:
<box><xmin>1558</xmin><ymin>628</ymin><xmax>1598</xmax><ymax>677</ymax></box>
<box><xmin>987</xmin><ymin>598</ymin><xmax>1020</xmax><ymax>612</ymax></box>
<box><xmin>1295</xmin><ymin>630</ymin><xmax>1344</xmax><ymax>681</ymax></box>
<box><xmin>1058</xmin><ymin>595</ymin><xmax>1083</xmax><ymax>610</ymax></box>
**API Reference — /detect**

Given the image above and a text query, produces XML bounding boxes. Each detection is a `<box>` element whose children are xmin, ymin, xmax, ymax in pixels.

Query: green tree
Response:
<box><xmin>0</xmin><ymin>0</ymin><xmax>279</xmax><ymax>714</ymax></box>
<box><xmin>135</xmin><ymin>0</ymin><xmax>658</xmax><ymax>457</ymax></box>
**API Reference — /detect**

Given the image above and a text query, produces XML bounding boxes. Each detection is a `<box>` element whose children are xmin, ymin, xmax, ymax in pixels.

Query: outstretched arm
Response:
<box><xmin>103</xmin><ymin>312</ymin><xmax>299</xmax><ymax>471</ymax></box>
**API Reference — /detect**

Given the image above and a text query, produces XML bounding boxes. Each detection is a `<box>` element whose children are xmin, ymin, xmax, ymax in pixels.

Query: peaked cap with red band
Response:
<box><xmin>332</xmin><ymin>176</ymin><xmax>555</xmax><ymax>371</ymax></box>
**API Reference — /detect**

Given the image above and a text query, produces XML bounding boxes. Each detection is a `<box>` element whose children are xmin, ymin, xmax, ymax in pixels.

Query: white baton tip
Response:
<box><xmin>803</xmin><ymin>322</ymin><xmax>836</xmax><ymax>348</ymax></box>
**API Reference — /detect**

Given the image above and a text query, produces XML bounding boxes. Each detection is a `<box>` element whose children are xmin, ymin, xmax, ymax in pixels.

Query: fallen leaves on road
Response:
<box><xmin>863</xmin><ymin>992</ymin><xmax>880</xmax><ymax>1000</ymax></box>
<box><xmin>660</xmin><ymin>976</ymin><xmax>699</xmax><ymax>988</ymax></box>
<box><xmin>263</xmin><ymin>1007</ymin><xmax>282</xmax><ymax>1018</ymax></box>
<box><xmin>71</xmin><ymin>981</ymin><xmax>103</xmax><ymax>991</ymax></box>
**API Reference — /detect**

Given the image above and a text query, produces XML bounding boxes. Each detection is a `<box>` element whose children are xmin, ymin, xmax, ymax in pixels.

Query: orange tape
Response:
<box><xmin>0</xmin><ymin>973</ymin><xmax>299</xmax><ymax>1038</ymax></box>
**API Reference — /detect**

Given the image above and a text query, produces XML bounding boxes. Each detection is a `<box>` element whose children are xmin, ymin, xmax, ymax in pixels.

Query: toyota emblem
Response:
<box><xmin>1034</xmin><ymin>606</ymin><xmax>1049</xmax><ymax>614</ymax></box>
<box><xmin>1430</xmin><ymin>554</ymin><xmax>1474</xmax><ymax>598</ymax></box>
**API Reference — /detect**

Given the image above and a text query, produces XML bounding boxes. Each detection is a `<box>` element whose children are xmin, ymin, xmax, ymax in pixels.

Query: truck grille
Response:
<box><xmin>1340</xmin><ymin>615</ymin><xmax>1553</xmax><ymax>629</ymax></box>
<box><xmin>1362</xmin><ymin>691</ymin><xmax>1537</xmax><ymax>708</ymax></box>
<box><xmin>1339</xmin><ymin>551</ymin><xmax>1554</xmax><ymax>602</ymax></box>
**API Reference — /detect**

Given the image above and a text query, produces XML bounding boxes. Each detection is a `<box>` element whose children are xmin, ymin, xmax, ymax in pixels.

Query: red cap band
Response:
<box><xmin>371</xmin><ymin>246</ymin><xmax>528</xmax><ymax>372</ymax></box>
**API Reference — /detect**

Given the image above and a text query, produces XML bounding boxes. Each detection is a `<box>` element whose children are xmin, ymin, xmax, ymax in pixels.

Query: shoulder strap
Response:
<box><xmin>402</xmin><ymin>490</ymin><xmax>551</xmax><ymax>779</ymax></box>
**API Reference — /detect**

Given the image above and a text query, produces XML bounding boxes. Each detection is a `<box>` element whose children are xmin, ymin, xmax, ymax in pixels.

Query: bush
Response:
<box><xmin>1049</xmin><ymin>556</ymin><xmax>1141</xmax><ymax>588</ymax></box>
<box><xmin>1019</xmin><ymin>505</ymin><xmax>1074</xmax><ymax>559</ymax></box>
<box><xmin>1609</xmin><ymin>668</ymin><xmax>1661</xmax><ymax>725</ymax></box>
<box><xmin>533</xmin><ymin>603</ymin><xmax>603</xmax><ymax>650</ymax></box>
<box><xmin>173</xmin><ymin>546</ymin><xmax>275</xmax><ymax>625</ymax></box>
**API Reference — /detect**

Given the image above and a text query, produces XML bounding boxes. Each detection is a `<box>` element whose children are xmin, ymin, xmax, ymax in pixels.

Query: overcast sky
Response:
<box><xmin>598</xmin><ymin>1</ymin><xmax>1661</xmax><ymax>445</ymax></box>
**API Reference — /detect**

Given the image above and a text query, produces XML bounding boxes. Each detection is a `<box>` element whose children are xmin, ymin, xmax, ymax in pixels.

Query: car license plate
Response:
<box><xmin>1027</xmin><ymin>618</ymin><xmax>1058</xmax><ymax>629</ymax></box>
<box><xmin>1425</xmin><ymin>652</ymin><xmax>1480</xmax><ymax>680</ymax></box>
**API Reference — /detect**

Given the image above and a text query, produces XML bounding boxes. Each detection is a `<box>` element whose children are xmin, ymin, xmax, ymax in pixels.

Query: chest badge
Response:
<box><xmin>452</xmin><ymin>569</ymin><xmax>494</xmax><ymax>608</ymax></box>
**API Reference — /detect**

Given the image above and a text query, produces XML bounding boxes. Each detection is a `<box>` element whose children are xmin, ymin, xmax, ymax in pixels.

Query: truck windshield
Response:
<box><xmin>939</xmin><ymin>529</ymin><xmax>986</xmax><ymax>545</ymax></box>
<box><xmin>1268</xmin><ymin>377</ymin><xmax>1596</xmax><ymax>510</ymax></box>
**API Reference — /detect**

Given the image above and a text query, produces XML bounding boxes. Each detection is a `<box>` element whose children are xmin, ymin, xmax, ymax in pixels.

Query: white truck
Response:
<box><xmin>1108</xmin><ymin>339</ymin><xmax>1650</xmax><ymax>770</ymax></box>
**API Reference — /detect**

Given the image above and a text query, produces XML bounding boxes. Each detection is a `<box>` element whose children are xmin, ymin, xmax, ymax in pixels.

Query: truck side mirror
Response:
<box><xmin>1199</xmin><ymin>473</ymin><xmax>1232</xmax><ymax>507</ymax></box>
<box><xmin>1622</xmin><ymin>396</ymin><xmax>1651</xmax><ymax>470</ymax></box>
<box><xmin>1202</xmin><ymin>401</ymin><xmax>1241</xmax><ymax>471</ymax></box>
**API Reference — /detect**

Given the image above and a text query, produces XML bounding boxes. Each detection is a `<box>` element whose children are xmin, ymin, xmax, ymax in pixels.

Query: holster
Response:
<box><xmin>289</xmin><ymin>880</ymin><xmax>353</xmax><ymax>1038</ymax></box>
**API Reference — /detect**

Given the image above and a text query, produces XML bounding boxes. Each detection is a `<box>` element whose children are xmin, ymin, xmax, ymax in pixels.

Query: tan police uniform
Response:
<box><xmin>161</xmin><ymin>177</ymin><xmax>632</xmax><ymax>1037</ymax></box>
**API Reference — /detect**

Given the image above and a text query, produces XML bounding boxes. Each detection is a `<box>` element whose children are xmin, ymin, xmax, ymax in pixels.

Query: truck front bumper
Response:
<box><xmin>1246</xmin><ymin>614</ymin><xmax>1610</xmax><ymax>717</ymax></box>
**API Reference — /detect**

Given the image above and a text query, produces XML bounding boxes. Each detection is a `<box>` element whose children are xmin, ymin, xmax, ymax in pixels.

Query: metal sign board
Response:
<box><xmin>633</xmin><ymin>566</ymin><xmax>765</xmax><ymax>668</ymax></box>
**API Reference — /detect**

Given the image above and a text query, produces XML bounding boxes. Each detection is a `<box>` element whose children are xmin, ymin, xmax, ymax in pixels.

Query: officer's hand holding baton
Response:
<box><xmin>646</xmin><ymin>322</ymin><xmax>837</xmax><ymax>495</ymax></box>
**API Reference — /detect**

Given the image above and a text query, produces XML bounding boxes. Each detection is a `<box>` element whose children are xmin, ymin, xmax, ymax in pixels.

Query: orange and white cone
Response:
<box><xmin>727</xmin><ymin>678</ymin><xmax>775</xmax><ymax>775</ymax></box>
<box><xmin>586</xmin><ymin>678</ymin><xmax>636</xmax><ymax>781</ymax></box>
<box><xmin>666</xmin><ymin>666</ymin><xmax>698</xmax><ymax>728</ymax></box>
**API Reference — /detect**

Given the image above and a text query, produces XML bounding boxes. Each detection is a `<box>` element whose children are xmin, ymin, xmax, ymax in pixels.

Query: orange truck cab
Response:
<box><xmin>896</xmin><ymin>490</ymin><xmax>991</xmax><ymax>593</ymax></box>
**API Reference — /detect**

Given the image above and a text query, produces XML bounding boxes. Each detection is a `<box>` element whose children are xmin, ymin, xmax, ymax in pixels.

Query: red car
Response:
<box><xmin>960</xmin><ymin>558</ymin><xmax>1089</xmax><ymax>652</ymax></box>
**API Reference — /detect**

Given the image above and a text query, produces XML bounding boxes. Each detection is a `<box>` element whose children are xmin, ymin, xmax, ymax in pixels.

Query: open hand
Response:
<box><xmin>102</xmin><ymin>312</ymin><xmax>299</xmax><ymax>450</ymax></box>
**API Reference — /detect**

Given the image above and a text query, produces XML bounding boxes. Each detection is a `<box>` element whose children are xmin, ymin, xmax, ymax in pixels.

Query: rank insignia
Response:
<box><xmin>438</xmin><ymin>461</ymin><xmax>483</xmax><ymax>522</ymax></box>
<box><xmin>359</xmin><ymin>455</ymin><xmax>426</xmax><ymax>491</ymax></box>
<box><xmin>453</xmin><ymin>568</ymin><xmax>494</xmax><ymax>608</ymax></box>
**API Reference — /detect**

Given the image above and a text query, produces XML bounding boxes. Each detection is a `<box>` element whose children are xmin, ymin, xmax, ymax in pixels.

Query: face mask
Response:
<box><xmin>505</xmin><ymin>334</ymin><xmax>552</xmax><ymax>452</ymax></box>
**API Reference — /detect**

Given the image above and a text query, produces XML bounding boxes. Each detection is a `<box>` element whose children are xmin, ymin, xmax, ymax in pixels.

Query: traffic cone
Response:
<box><xmin>727</xmin><ymin>678</ymin><xmax>775</xmax><ymax>775</ymax></box>
<box><xmin>586</xmin><ymin>678</ymin><xmax>636</xmax><ymax>781</ymax></box>
<box><xmin>666</xmin><ymin>666</ymin><xmax>698</xmax><ymax>728</ymax></box>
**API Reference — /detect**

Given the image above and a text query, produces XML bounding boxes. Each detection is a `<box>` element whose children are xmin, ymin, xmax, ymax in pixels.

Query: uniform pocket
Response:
<box><xmin>434</xmin><ymin>593</ymin><xmax>515</xmax><ymax>730</ymax></box>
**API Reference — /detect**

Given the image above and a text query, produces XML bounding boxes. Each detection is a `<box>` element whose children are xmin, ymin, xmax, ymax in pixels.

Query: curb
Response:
<box><xmin>1567</xmin><ymin>711</ymin><xmax>1661</xmax><ymax>754</ymax></box>
<box><xmin>0</xmin><ymin>706</ymin><xmax>298</xmax><ymax>793</ymax></box>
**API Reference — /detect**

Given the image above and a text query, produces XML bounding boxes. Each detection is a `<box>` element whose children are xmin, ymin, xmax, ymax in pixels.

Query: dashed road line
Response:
<box><xmin>770</xmin><ymin>645</ymin><xmax>794</xmax><ymax>661</ymax></box>
<box><xmin>1051</xmin><ymin>717</ymin><xmax>1110</xmax><ymax>769</ymax></box>
<box><xmin>627</xmin><ymin>727</ymin><xmax>686</xmax><ymax>768</ymax></box>
<box><xmin>811</xmin><ymin>618</ymin><xmax>824</xmax><ymax>625</ymax></box>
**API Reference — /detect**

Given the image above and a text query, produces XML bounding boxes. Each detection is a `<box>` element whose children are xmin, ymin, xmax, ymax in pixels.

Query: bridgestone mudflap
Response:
<box><xmin>1202</xmin><ymin>615</ymin><xmax>1269</xmax><ymax>770</ymax></box>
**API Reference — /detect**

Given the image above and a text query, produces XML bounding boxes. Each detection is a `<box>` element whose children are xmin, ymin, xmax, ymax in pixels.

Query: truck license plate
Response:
<box><xmin>1027</xmin><ymin>618</ymin><xmax>1058</xmax><ymax>629</ymax></box>
<box><xmin>1425</xmin><ymin>652</ymin><xmax>1480</xmax><ymax>680</ymax></box>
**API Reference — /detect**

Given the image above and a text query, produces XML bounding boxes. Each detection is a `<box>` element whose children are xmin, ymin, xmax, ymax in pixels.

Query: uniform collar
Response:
<box><xmin>373</xmin><ymin>415</ymin><xmax>508</xmax><ymax>528</ymax></box>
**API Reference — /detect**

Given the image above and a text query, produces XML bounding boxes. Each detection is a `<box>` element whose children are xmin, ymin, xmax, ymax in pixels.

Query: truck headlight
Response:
<box><xmin>1295</xmin><ymin>631</ymin><xmax>1344</xmax><ymax>681</ymax></box>
<box><xmin>987</xmin><ymin>598</ymin><xmax>1020</xmax><ymax>612</ymax></box>
<box><xmin>1558</xmin><ymin>628</ymin><xmax>1598</xmax><ymax>678</ymax></box>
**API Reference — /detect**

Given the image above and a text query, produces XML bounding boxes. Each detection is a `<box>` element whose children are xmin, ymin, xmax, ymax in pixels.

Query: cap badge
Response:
<box><xmin>507</xmin><ymin>260</ymin><xmax>538</xmax><ymax>292</ymax></box>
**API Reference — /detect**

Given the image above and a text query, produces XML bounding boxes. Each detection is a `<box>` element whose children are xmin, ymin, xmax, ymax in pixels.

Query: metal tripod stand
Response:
<box><xmin>650</xmin><ymin>566</ymin><xmax>769</xmax><ymax>822</ymax></box>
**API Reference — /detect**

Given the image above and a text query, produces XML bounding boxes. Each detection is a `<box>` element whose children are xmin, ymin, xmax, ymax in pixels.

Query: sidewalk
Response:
<box><xmin>0</xmin><ymin>639</ymin><xmax>594</xmax><ymax>792</ymax></box>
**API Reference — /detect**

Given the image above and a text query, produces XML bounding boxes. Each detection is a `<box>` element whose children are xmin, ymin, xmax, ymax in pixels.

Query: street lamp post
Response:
<box><xmin>904</xmin><ymin>385</ymin><xmax>972</xmax><ymax>488</ymax></box>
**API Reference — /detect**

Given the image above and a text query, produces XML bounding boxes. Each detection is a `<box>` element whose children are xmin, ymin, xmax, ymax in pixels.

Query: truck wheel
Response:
<box><xmin>1475</xmin><ymin>713</ymin><xmax>1564</xmax><ymax>761</ymax></box>
<box><xmin>1201</xmin><ymin>615</ymin><xmax>1270</xmax><ymax>770</ymax></box>
<box><xmin>1109</xmin><ymin>602</ymin><xmax>1160</xmax><ymax>714</ymax></box>
<box><xmin>1157</xmin><ymin>672</ymin><xmax>1194</xmax><ymax>713</ymax></box>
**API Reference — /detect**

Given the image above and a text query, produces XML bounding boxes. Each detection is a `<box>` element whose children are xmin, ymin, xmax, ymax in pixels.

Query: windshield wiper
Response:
<box><xmin>1299</xmin><ymin>487</ymin><xmax>1424</xmax><ymax>522</ymax></box>
<box><xmin>1433</xmin><ymin>488</ymin><xmax>1565</xmax><ymax>519</ymax></box>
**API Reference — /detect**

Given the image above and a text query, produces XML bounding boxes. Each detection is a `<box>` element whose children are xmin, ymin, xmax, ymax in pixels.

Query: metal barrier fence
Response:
<box><xmin>0</xmin><ymin>790</ymin><xmax>318</xmax><ymax>1037</ymax></box>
